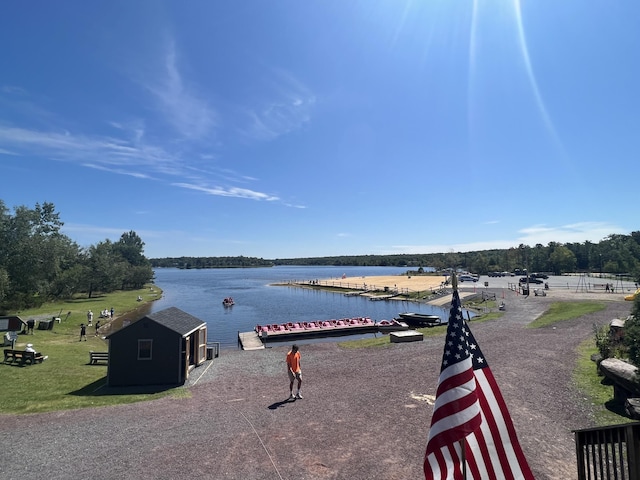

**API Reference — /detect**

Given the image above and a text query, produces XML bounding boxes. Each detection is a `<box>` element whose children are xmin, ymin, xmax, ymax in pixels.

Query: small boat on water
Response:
<box><xmin>375</xmin><ymin>319</ymin><xmax>409</xmax><ymax>333</ymax></box>
<box><xmin>397</xmin><ymin>312</ymin><xmax>443</xmax><ymax>327</ymax></box>
<box><xmin>255</xmin><ymin>317</ymin><xmax>376</xmax><ymax>341</ymax></box>
<box><xmin>222</xmin><ymin>297</ymin><xmax>235</xmax><ymax>307</ymax></box>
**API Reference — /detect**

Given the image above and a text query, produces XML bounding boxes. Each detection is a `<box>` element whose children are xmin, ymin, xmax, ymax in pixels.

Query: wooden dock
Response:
<box><xmin>238</xmin><ymin>331</ymin><xmax>265</xmax><ymax>350</ymax></box>
<box><xmin>390</xmin><ymin>330</ymin><xmax>424</xmax><ymax>343</ymax></box>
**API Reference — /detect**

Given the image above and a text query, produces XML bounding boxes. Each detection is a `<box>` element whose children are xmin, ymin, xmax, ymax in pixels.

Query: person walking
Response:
<box><xmin>286</xmin><ymin>344</ymin><xmax>303</xmax><ymax>400</ymax></box>
<box><xmin>87</xmin><ymin>310</ymin><xmax>93</xmax><ymax>326</ymax></box>
<box><xmin>79</xmin><ymin>323</ymin><xmax>87</xmax><ymax>341</ymax></box>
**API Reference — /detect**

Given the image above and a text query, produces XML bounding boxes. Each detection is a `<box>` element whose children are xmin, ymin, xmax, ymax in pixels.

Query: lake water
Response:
<box><xmin>147</xmin><ymin>266</ymin><xmax>449</xmax><ymax>350</ymax></box>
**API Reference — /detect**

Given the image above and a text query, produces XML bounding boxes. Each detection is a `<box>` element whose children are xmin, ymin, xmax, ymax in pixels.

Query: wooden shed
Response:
<box><xmin>106</xmin><ymin>307</ymin><xmax>207</xmax><ymax>387</ymax></box>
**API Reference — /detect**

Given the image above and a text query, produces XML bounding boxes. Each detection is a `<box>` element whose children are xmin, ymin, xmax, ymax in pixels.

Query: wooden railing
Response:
<box><xmin>574</xmin><ymin>422</ymin><xmax>640</xmax><ymax>479</ymax></box>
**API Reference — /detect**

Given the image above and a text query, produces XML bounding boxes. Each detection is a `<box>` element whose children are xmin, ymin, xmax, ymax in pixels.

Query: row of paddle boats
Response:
<box><xmin>255</xmin><ymin>316</ymin><xmax>431</xmax><ymax>340</ymax></box>
<box><xmin>256</xmin><ymin>317</ymin><xmax>379</xmax><ymax>340</ymax></box>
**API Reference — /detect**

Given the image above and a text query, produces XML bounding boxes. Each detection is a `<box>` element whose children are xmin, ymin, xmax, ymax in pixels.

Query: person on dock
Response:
<box><xmin>286</xmin><ymin>344</ymin><xmax>303</xmax><ymax>400</ymax></box>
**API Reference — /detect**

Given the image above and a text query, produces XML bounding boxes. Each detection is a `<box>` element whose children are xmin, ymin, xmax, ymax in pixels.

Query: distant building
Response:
<box><xmin>0</xmin><ymin>316</ymin><xmax>26</xmax><ymax>333</ymax></box>
<box><xmin>106</xmin><ymin>307</ymin><xmax>207</xmax><ymax>387</ymax></box>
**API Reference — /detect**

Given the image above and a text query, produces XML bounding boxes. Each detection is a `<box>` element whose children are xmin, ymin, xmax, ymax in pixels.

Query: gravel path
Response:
<box><xmin>0</xmin><ymin>289</ymin><xmax>632</xmax><ymax>480</ymax></box>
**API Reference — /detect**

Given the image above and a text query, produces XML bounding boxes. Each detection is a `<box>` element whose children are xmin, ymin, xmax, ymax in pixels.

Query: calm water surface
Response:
<box><xmin>149</xmin><ymin>266</ymin><xmax>448</xmax><ymax>349</ymax></box>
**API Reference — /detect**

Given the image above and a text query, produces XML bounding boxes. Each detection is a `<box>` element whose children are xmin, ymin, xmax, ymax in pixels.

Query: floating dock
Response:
<box><xmin>390</xmin><ymin>330</ymin><xmax>424</xmax><ymax>343</ymax></box>
<box><xmin>238</xmin><ymin>331</ymin><xmax>265</xmax><ymax>350</ymax></box>
<box><xmin>238</xmin><ymin>317</ymin><xmax>416</xmax><ymax>350</ymax></box>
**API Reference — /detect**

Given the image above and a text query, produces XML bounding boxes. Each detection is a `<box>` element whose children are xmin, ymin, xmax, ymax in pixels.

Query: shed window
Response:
<box><xmin>138</xmin><ymin>339</ymin><xmax>153</xmax><ymax>360</ymax></box>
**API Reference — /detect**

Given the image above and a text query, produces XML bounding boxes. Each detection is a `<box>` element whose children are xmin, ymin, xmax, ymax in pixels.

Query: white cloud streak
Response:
<box><xmin>173</xmin><ymin>182</ymin><xmax>279</xmax><ymax>201</ymax></box>
<box><xmin>389</xmin><ymin>222</ymin><xmax>625</xmax><ymax>254</ymax></box>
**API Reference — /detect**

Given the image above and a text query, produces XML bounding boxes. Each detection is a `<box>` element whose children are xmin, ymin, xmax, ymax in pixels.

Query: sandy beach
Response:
<box><xmin>328</xmin><ymin>274</ymin><xmax>447</xmax><ymax>292</ymax></box>
<box><xmin>321</xmin><ymin>273</ymin><xmax>634</xmax><ymax>304</ymax></box>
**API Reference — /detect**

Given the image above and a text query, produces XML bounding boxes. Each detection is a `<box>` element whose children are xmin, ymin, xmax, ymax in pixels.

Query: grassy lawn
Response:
<box><xmin>528</xmin><ymin>301</ymin><xmax>607</xmax><ymax>328</ymax></box>
<box><xmin>574</xmin><ymin>339</ymin><xmax>633</xmax><ymax>426</ymax></box>
<box><xmin>339</xmin><ymin>323</ymin><xmax>449</xmax><ymax>349</ymax></box>
<box><xmin>0</xmin><ymin>285</ymin><xmax>187</xmax><ymax>415</ymax></box>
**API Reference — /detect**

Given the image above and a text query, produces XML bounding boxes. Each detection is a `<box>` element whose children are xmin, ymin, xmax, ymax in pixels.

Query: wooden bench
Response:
<box><xmin>3</xmin><ymin>349</ymin><xmax>44</xmax><ymax>365</ymax></box>
<box><xmin>89</xmin><ymin>351</ymin><xmax>109</xmax><ymax>365</ymax></box>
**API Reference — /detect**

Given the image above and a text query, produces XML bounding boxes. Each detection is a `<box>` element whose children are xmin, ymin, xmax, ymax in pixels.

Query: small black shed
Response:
<box><xmin>106</xmin><ymin>307</ymin><xmax>207</xmax><ymax>387</ymax></box>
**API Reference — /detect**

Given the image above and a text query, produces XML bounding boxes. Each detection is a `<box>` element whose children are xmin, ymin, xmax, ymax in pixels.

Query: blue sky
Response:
<box><xmin>1</xmin><ymin>1</ymin><xmax>638</xmax><ymax>259</ymax></box>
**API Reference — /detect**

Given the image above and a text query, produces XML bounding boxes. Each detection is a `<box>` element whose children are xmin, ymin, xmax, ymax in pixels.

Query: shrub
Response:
<box><xmin>593</xmin><ymin>323</ymin><xmax>612</xmax><ymax>361</ymax></box>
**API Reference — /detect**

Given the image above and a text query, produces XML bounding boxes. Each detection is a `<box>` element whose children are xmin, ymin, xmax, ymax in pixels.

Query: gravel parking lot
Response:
<box><xmin>0</xmin><ymin>287</ymin><xmax>634</xmax><ymax>480</ymax></box>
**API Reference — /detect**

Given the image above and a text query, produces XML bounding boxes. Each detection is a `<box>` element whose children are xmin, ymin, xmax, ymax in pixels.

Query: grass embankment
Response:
<box><xmin>0</xmin><ymin>285</ymin><xmax>180</xmax><ymax>415</ymax></box>
<box><xmin>574</xmin><ymin>340</ymin><xmax>633</xmax><ymax>426</ymax></box>
<box><xmin>531</xmin><ymin>300</ymin><xmax>632</xmax><ymax>425</ymax></box>
<box><xmin>527</xmin><ymin>301</ymin><xmax>607</xmax><ymax>329</ymax></box>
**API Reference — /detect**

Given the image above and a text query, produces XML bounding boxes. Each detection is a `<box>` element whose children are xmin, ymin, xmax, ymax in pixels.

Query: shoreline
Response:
<box><xmin>275</xmin><ymin>274</ymin><xmax>484</xmax><ymax>307</ymax></box>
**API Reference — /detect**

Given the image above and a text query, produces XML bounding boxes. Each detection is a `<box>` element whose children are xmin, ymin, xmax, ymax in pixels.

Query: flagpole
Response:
<box><xmin>459</xmin><ymin>439</ymin><xmax>467</xmax><ymax>479</ymax></box>
<box><xmin>452</xmin><ymin>273</ymin><xmax>469</xmax><ymax>479</ymax></box>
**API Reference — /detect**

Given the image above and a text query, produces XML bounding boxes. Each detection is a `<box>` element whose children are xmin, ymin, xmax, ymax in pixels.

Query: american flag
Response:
<box><xmin>424</xmin><ymin>290</ymin><xmax>534</xmax><ymax>480</ymax></box>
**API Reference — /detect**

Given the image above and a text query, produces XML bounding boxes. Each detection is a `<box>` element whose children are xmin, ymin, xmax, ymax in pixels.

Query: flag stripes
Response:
<box><xmin>424</xmin><ymin>288</ymin><xmax>534</xmax><ymax>479</ymax></box>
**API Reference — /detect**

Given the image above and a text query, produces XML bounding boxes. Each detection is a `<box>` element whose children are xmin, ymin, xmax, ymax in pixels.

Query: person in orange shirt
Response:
<box><xmin>286</xmin><ymin>344</ymin><xmax>303</xmax><ymax>400</ymax></box>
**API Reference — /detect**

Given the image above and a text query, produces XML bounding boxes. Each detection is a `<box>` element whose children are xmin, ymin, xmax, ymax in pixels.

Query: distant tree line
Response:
<box><xmin>151</xmin><ymin>256</ymin><xmax>275</xmax><ymax>269</ymax></box>
<box><xmin>150</xmin><ymin>233</ymin><xmax>640</xmax><ymax>282</ymax></box>
<box><xmin>0</xmin><ymin>200</ymin><xmax>154</xmax><ymax>313</ymax></box>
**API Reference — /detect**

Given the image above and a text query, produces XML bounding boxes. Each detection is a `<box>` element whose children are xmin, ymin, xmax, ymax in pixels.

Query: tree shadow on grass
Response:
<box><xmin>69</xmin><ymin>377</ymin><xmax>177</xmax><ymax>397</ymax></box>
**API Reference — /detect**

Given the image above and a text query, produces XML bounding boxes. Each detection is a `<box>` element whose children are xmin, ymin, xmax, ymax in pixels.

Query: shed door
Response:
<box><xmin>184</xmin><ymin>336</ymin><xmax>190</xmax><ymax>380</ymax></box>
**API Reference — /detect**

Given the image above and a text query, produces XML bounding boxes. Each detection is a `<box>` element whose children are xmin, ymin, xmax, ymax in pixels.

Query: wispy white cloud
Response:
<box><xmin>83</xmin><ymin>163</ymin><xmax>153</xmax><ymax>180</ymax></box>
<box><xmin>142</xmin><ymin>41</ymin><xmax>217</xmax><ymax>140</ymax></box>
<box><xmin>518</xmin><ymin>222</ymin><xmax>623</xmax><ymax>246</ymax></box>
<box><xmin>388</xmin><ymin>222</ymin><xmax>625</xmax><ymax>254</ymax></box>
<box><xmin>173</xmin><ymin>182</ymin><xmax>279</xmax><ymax>201</ymax></box>
<box><xmin>282</xmin><ymin>203</ymin><xmax>306</xmax><ymax>209</ymax></box>
<box><xmin>240</xmin><ymin>68</ymin><xmax>316</xmax><ymax>141</ymax></box>
<box><xmin>0</xmin><ymin>44</ymin><xmax>302</xmax><ymax>208</ymax></box>
<box><xmin>0</xmin><ymin>126</ymin><xmax>177</xmax><ymax>175</ymax></box>
<box><xmin>0</xmin><ymin>124</ymin><xmax>291</xmax><ymax>204</ymax></box>
<box><xmin>1</xmin><ymin>85</ymin><xmax>28</xmax><ymax>95</ymax></box>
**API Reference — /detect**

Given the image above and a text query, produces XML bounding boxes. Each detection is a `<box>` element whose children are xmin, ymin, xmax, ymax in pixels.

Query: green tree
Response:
<box><xmin>548</xmin><ymin>245</ymin><xmax>577</xmax><ymax>275</ymax></box>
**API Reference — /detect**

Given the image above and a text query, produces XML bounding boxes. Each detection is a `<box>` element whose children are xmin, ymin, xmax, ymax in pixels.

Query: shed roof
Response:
<box><xmin>144</xmin><ymin>307</ymin><xmax>206</xmax><ymax>336</ymax></box>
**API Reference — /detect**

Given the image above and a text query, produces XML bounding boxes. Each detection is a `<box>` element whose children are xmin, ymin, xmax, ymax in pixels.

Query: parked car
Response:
<box><xmin>459</xmin><ymin>274</ymin><xmax>478</xmax><ymax>282</ymax></box>
<box><xmin>531</xmin><ymin>273</ymin><xmax>549</xmax><ymax>279</ymax></box>
<box><xmin>519</xmin><ymin>276</ymin><xmax>544</xmax><ymax>284</ymax></box>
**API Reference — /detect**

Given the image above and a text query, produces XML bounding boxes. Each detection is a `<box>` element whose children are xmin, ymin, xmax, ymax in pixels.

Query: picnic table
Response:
<box><xmin>3</xmin><ymin>349</ymin><xmax>45</xmax><ymax>365</ymax></box>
